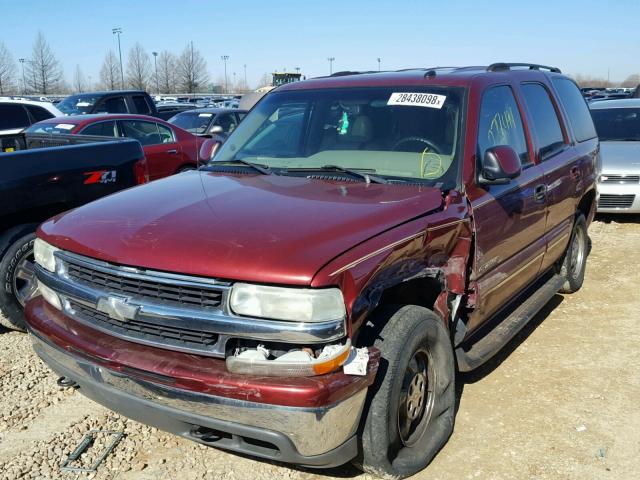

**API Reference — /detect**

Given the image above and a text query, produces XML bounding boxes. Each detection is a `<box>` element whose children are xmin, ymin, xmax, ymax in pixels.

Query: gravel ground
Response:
<box><xmin>0</xmin><ymin>216</ymin><xmax>639</xmax><ymax>480</ymax></box>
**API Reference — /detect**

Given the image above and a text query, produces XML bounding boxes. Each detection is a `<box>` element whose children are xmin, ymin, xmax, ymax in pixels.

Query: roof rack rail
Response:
<box><xmin>329</xmin><ymin>70</ymin><xmax>376</xmax><ymax>77</ymax></box>
<box><xmin>487</xmin><ymin>63</ymin><xmax>561</xmax><ymax>73</ymax></box>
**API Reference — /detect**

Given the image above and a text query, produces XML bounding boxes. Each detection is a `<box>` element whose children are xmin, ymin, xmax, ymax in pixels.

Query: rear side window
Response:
<box><xmin>25</xmin><ymin>105</ymin><xmax>54</xmax><ymax>122</ymax></box>
<box><xmin>521</xmin><ymin>83</ymin><xmax>565</xmax><ymax>159</ymax></box>
<box><xmin>80</xmin><ymin>121</ymin><xmax>117</xmax><ymax>137</ymax></box>
<box><xmin>552</xmin><ymin>78</ymin><xmax>597</xmax><ymax>142</ymax></box>
<box><xmin>132</xmin><ymin>95</ymin><xmax>152</xmax><ymax>114</ymax></box>
<box><xmin>0</xmin><ymin>104</ymin><xmax>30</xmax><ymax>129</ymax></box>
<box><xmin>477</xmin><ymin>86</ymin><xmax>530</xmax><ymax>165</ymax></box>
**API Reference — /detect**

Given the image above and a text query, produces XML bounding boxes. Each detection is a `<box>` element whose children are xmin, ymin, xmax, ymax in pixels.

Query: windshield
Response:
<box><xmin>591</xmin><ymin>108</ymin><xmax>640</xmax><ymax>141</ymax></box>
<box><xmin>56</xmin><ymin>94</ymin><xmax>101</xmax><ymax>115</ymax></box>
<box><xmin>168</xmin><ymin>111</ymin><xmax>213</xmax><ymax>134</ymax></box>
<box><xmin>213</xmin><ymin>87</ymin><xmax>464</xmax><ymax>187</ymax></box>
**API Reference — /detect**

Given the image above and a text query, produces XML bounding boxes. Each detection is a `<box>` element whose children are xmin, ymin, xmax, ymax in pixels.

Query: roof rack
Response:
<box><xmin>487</xmin><ymin>63</ymin><xmax>561</xmax><ymax>73</ymax></box>
<box><xmin>329</xmin><ymin>70</ymin><xmax>377</xmax><ymax>77</ymax></box>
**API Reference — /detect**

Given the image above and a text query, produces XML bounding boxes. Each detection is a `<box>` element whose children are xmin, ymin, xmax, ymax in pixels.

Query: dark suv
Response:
<box><xmin>26</xmin><ymin>63</ymin><xmax>598</xmax><ymax>478</ymax></box>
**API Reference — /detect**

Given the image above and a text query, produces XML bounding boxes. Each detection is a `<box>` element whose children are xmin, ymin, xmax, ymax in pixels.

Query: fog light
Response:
<box><xmin>38</xmin><ymin>280</ymin><xmax>61</xmax><ymax>310</ymax></box>
<box><xmin>226</xmin><ymin>339</ymin><xmax>352</xmax><ymax>377</ymax></box>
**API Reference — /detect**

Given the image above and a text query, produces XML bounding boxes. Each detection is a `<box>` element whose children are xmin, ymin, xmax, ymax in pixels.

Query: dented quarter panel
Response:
<box><xmin>312</xmin><ymin>191</ymin><xmax>472</xmax><ymax>334</ymax></box>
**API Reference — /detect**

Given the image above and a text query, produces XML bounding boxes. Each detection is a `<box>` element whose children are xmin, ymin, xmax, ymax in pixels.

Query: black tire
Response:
<box><xmin>356</xmin><ymin>305</ymin><xmax>456</xmax><ymax>479</ymax></box>
<box><xmin>0</xmin><ymin>228</ymin><xmax>39</xmax><ymax>331</ymax></box>
<box><xmin>559</xmin><ymin>214</ymin><xmax>588</xmax><ymax>294</ymax></box>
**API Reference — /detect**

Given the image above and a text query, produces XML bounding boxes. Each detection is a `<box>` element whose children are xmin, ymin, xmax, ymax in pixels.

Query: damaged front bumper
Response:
<box><xmin>25</xmin><ymin>298</ymin><xmax>379</xmax><ymax>467</ymax></box>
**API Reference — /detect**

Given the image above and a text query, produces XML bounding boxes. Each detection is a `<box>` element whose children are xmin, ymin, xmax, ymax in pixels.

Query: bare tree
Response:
<box><xmin>26</xmin><ymin>31</ymin><xmax>62</xmax><ymax>94</ymax></box>
<box><xmin>99</xmin><ymin>50</ymin><xmax>120</xmax><ymax>91</ymax></box>
<box><xmin>571</xmin><ymin>73</ymin><xmax>613</xmax><ymax>89</ymax></box>
<box><xmin>73</xmin><ymin>65</ymin><xmax>87</xmax><ymax>93</ymax></box>
<box><xmin>257</xmin><ymin>72</ymin><xmax>272</xmax><ymax>88</ymax></box>
<box><xmin>176</xmin><ymin>42</ymin><xmax>209</xmax><ymax>93</ymax></box>
<box><xmin>0</xmin><ymin>41</ymin><xmax>17</xmax><ymax>95</ymax></box>
<box><xmin>621</xmin><ymin>74</ymin><xmax>640</xmax><ymax>88</ymax></box>
<box><xmin>156</xmin><ymin>50</ymin><xmax>177</xmax><ymax>93</ymax></box>
<box><xmin>126</xmin><ymin>42</ymin><xmax>151</xmax><ymax>90</ymax></box>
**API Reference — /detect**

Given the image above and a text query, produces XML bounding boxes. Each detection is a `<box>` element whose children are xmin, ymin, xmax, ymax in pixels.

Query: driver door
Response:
<box><xmin>466</xmin><ymin>85</ymin><xmax>547</xmax><ymax>332</ymax></box>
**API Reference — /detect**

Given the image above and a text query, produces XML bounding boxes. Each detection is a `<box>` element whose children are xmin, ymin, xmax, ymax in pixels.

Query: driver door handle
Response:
<box><xmin>534</xmin><ymin>184</ymin><xmax>547</xmax><ymax>202</ymax></box>
<box><xmin>166</xmin><ymin>149</ymin><xmax>178</xmax><ymax>154</ymax></box>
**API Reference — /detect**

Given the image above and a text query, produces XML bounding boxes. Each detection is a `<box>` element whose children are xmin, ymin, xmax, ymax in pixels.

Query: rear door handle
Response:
<box><xmin>534</xmin><ymin>184</ymin><xmax>547</xmax><ymax>202</ymax></box>
<box><xmin>166</xmin><ymin>149</ymin><xmax>178</xmax><ymax>154</ymax></box>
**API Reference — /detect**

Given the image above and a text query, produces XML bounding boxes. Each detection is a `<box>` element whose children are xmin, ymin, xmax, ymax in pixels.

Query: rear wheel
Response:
<box><xmin>559</xmin><ymin>214</ymin><xmax>588</xmax><ymax>294</ymax></box>
<box><xmin>356</xmin><ymin>305</ymin><xmax>456</xmax><ymax>479</ymax></box>
<box><xmin>0</xmin><ymin>230</ymin><xmax>38</xmax><ymax>331</ymax></box>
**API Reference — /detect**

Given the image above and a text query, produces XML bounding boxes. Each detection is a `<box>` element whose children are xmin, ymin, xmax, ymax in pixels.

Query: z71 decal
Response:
<box><xmin>84</xmin><ymin>170</ymin><xmax>117</xmax><ymax>185</ymax></box>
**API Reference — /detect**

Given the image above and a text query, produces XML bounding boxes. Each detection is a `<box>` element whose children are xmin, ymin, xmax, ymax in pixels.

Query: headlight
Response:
<box><xmin>33</xmin><ymin>238</ymin><xmax>60</xmax><ymax>273</ymax></box>
<box><xmin>229</xmin><ymin>284</ymin><xmax>346</xmax><ymax>322</ymax></box>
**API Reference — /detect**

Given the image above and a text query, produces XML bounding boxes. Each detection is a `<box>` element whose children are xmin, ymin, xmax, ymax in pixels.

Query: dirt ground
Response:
<box><xmin>0</xmin><ymin>216</ymin><xmax>638</xmax><ymax>480</ymax></box>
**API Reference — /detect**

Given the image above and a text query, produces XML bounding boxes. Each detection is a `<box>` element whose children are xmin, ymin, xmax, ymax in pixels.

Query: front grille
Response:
<box><xmin>65</xmin><ymin>259</ymin><xmax>224</xmax><ymax>309</ymax></box>
<box><xmin>68</xmin><ymin>300</ymin><xmax>220</xmax><ymax>352</ymax></box>
<box><xmin>600</xmin><ymin>174</ymin><xmax>640</xmax><ymax>184</ymax></box>
<box><xmin>598</xmin><ymin>194</ymin><xmax>635</xmax><ymax>209</ymax></box>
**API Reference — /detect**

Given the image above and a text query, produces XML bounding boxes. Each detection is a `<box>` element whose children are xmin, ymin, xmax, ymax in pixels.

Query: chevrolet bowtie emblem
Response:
<box><xmin>96</xmin><ymin>295</ymin><xmax>140</xmax><ymax>322</ymax></box>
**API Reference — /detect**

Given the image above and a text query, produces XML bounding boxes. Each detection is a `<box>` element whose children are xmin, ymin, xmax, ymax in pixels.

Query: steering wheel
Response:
<box><xmin>392</xmin><ymin>136</ymin><xmax>444</xmax><ymax>154</ymax></box>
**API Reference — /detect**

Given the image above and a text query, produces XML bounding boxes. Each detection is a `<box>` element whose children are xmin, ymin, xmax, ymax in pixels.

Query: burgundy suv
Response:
<box><xmin>25</xmin><ymin>63</ymin><xmax>598</xmax><ymax>478</ymax></box>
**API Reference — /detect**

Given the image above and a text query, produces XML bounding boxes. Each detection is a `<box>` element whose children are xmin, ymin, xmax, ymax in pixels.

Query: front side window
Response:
<box><xmin>213</xmin><ymin>113</ymin><xmax>238</xmax><ymax>133</ymax></box>
<box><xmin>214</xmin><ymin>87</ymin><xmax>464</xmax><ymax>187</ymax></box>
<box><xmin>98</xmin><ymin>97</ymin><xmax>128</xmax><ymax>114</ymax></box>
<box><xmin>521</xmin><ymin>83</ymin><xmax>565</xmax><ymax>159</ymax></box>
<box><xmin>477</xmin><ymin>85</ymin><xmax>530</xmax><ymax>165</ymax></box>
<box><xmin>590</xmin><ymin>108</ymin><xmax>640</xmax><ymax>141</ymax></box>
<box><xmin>120</xmin><ymin>120</ymin><xmax>161</xmax><ymax>146</ymax></box>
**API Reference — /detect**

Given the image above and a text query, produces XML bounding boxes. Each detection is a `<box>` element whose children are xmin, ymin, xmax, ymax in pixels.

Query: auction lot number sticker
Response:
<box><xmin>387</xmin><ymin>92</ymin><xmax>446</xmax><ymax>109</ymax></box>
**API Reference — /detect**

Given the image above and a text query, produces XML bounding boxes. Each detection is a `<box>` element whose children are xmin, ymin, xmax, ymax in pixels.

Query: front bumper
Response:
<box><xmin>597</xmin><ymin>181</ymin><xmax>640</xmax><ymax>213</ymax></box>
<box><xmin>25</xmin><ymin>298</ymin><xmax>379</xmax><ymax>467</ymax></box>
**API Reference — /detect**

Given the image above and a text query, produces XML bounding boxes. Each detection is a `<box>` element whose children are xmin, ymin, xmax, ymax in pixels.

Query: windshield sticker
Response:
<box><xmin>198</xmin><ymin>113</ymin><xmax>213</xmax><ymax>117</ymax></box>
<box><xmin>54</xmin><ymin>123</ymin><xmax>76</xmax><ymax>130</ymax></box>
<box><xmin>338</xmin><ymin>111</ymin><xmax>349</xmax><ymax>135</ymax></box>
<box><xmin>387</xmin><ymin>92</ymin><xmax>446</xmax><ymax>109</ymax></box>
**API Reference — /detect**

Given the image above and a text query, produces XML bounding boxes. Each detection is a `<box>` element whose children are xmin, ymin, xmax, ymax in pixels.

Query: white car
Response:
<box><xmin>0</xmin><ymin>98</ymin><xmax>63</xmax><ymax>136</ymax></box>
<box><xmin>590</xmin><ymin>98</ymin><xmax>640</xmax><ymax>213</ymax></box>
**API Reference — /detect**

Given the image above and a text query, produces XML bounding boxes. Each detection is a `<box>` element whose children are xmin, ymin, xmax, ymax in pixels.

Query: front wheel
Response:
<box><xmin>356</xmin><ymin>305</ymin><xmax>456</xmax><ymax>479</ymax></box>
<box><xmin>559</xmin><ymin>214</ymin><xmax>588</xmax><ymax>294</ymax></box>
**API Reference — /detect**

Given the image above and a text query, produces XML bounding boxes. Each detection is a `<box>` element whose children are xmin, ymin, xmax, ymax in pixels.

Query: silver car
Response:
<box><xmin>590</xmin><ymin>99</ymin><xmax>640</xmax><ymax>213</ymax></box>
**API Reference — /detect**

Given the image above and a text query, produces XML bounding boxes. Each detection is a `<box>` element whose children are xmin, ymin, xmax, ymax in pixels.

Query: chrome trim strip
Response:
<box><xmin>37</xmin><ymin>266</ymin><xmax>346</xmax><ymax>350</ymax></box>
<box><xmin>31</xmin><ymin>333</ymin><xmax>367</xmax><ymax>457</ymax></box>
<box><xmin>329</xmin><ymin>219</ymin><xmax>467</xmax><ymax>277</ymax></box>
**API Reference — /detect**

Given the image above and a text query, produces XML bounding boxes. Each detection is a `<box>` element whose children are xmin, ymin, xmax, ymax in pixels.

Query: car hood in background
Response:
<box><xmin>39</xmin><ymin>171</ymin><xmax>443</xmax><ymax>285</ymax></box>
<box><xmin>600</xmin><ymin>141</ymin><xmax>640</xmax><ymax>173</ymax></box>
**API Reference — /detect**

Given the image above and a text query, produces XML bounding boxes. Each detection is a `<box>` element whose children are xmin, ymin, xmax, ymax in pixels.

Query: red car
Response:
<box><xmin>27</xmin><ymin>114</ymin><xmax>206</xmax><ymax>180</ymax></box>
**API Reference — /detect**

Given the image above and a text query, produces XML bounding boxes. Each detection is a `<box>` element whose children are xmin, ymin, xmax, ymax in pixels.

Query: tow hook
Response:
<box><xmin>57</xmin><ymin>376</ymin><xmax>78</xmax><ymax>388</ymax></box>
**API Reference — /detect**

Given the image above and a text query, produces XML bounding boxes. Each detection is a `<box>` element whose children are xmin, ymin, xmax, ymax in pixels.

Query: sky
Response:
<box><xmin>1</xmin><ymin>0</ymin><xmax>639</xmax><ymax>89</ymax></box>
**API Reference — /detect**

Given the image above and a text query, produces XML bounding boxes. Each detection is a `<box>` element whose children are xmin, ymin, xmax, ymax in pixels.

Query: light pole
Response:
<box><xmin>152</xmin><ymin>51</ymin><xmax>159</xmax><ymax>94</ymax></box>
<box><xmin>19</xmin><ymin>58</ymin><xmax>26</xmax><ymax>94</ymax></box>
<box><xmin>295</xmin><ymin>66</ymin><xmax>300</xmax><ymax>73</ymax></box>
<box><xmin>243</xmin><ymin>64</ymin><xmax>247</xmax><ymax>88</ymax></box>
<box><xmin>112</xmin><ymin>27</ymin><xmax>124</xmax><ymax>89</ymax></box>
<box><xmin>221</xmin><ymin>55</ymin><xmax>229</xmax><ymax>93</ymax></box>
<box><xmin>377</xmin><ymin>57</ymin><xmax>381</xmax><ymax>72</ymax></box>
<box><xmin>327</xmin><ymin>57</ymin><xmax>335</xmax><ymax>75</ymax></box>
<box><xmin>232</xmin><ymin>72</ymin><xmax>236</xmax><ymax>92</ymax></box>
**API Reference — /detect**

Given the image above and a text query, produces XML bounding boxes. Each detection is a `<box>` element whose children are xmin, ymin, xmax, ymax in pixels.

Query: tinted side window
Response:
<box><xmin>120</xmin><ymin>120</ymin><xmax>161</xmax><ymax>146</ymax></box>
<box><xmin>99</xmin><ymin>97</ymin><xmax>128</xmax><ymax>113</ymax></box>
<box><xmin>0</xmin><ymin>104</ymin><xmax>30</xmax><ymax>129</ymax></box>
<box><xmin>80</xmin><ymin>121</ymin><xmax>117</xmax><ymax>137</ymax></box>
<box><xmin>477</xmin><ymin>86</ymin><xmax>530</xmax><ymax>165</ymax></box>
<box><xmin>213</xmin><ymin>113</ymin><xmax>238</xmax><ymax>133</ymax></box>
<box><xmin>132</xmin><ymin>95</ymin><xmax>152</xmax><ymax>114</ymax></box>
<box><xmin>551</xmin><ymin>78</ymin><xmax>597</xmax><ymax>142</ymax></box>
<box><xmin>26</xmin><ymin>105</ymin><xmax>54</xmax><ymax>122</ymax></box>
<box><xmin>521</xmin><ymin>83</ymin><xmax>565</xmax><ymax>159</ymax></box>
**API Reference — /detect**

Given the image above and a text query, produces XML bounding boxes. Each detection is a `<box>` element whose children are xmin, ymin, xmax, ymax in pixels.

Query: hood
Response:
<box><xmin>39</xmin><ymin>171</ymin><xmax>443</xmax><ymax>285</ymax></box>
<box><xmin>600</xmin><ymin>141</ymin><xmax>640</xmax><ymax>173</ymax></box>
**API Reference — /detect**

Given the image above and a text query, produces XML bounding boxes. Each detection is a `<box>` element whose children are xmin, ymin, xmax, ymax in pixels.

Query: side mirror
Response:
<box><xmin>479</xmin><ymin>145</ymin><xmax>522</xmax><ymax>184</ymax></box>
<box><xmin>209</xmin><ymin>125</ymin><xmax>224</xmax><ymax>135</ymax></box>
<box><xmin>199</xmin><ymin>138</ymin><xmax>222</xmax><ymax>161</ymax></box>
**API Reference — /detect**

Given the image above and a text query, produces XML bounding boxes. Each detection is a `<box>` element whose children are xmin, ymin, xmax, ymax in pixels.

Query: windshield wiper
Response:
<box><xmin>207</xmin><ymin>159</ymin><xmax>272</xmax><ymax>175</ymax></box>
<box><xmin>286</xmin><ymin>165</ymin><xmax>388</xmax><ymax>184</ymax></box>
